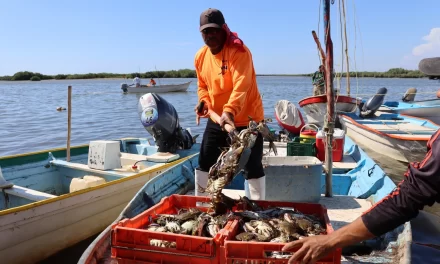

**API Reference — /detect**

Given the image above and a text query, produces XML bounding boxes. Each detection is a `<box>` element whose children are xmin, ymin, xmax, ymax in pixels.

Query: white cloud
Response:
<box><xmin>412</xmin><ymin>28</ymin><xmax>440</xmax><ymax>57</ymax></box>
<box><xmin>401</xmin><ymin>28</ymin><xmax>440</xmax><ymax>69</ymax></box>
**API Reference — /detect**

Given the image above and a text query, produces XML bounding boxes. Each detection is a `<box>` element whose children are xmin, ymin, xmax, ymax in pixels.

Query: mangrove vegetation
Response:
<box><xmin>0</xmin><ymin>68</ymin><xmax>427</xmax><ymax>81</ymax></box>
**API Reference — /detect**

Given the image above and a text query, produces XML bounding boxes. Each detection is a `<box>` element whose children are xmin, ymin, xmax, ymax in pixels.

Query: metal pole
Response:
<box><xmin>67</xmin><ymin>86</ymin><xmax>72</xmax><ymax>162</ymax></box>
<box><xmin>323</xmin><ymin>0</ymin><xmax>334</xmax><ymax>197</ymax></box>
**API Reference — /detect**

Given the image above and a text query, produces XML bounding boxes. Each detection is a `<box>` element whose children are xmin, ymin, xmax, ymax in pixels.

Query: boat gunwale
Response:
<box><xmin>298</xmin><ymin>94</ymin><xmax>359</xmax><ymax>107</ymax></box>
<box><xmin>0</xmin><ymin>142</ymin><xmax>199</xmax><ymax>216</ymax></box>
<box><xmin>340</xmin><ymin>114</ymin><xmax>438</xmax><ymax>141</ymax></box>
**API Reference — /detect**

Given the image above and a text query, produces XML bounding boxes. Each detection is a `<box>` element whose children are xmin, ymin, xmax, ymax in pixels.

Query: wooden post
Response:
<box><xmin>67</xmin><ymin>86</ymin><xmax>72</xmax><ymax>162</ymax></box>
<box><xmin>323</xmin><ymin>0</ymin><xmax>334</xmax><ymax>197</ymax></box>
<box><xmin>341</xmin><ymin>0</ymin><xmax>350</xmax><ymax>96</ymax></box>
<box><xmin>312</xmin><ymin>30</ymin><xmax>326</xmax><ymax>66</ymax></box>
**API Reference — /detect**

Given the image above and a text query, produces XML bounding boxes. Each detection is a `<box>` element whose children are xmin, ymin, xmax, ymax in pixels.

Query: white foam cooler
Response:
<box><xmin>87</xmin><ymin>140</ymin><xmax>121</xmax><ymax>170</ymax></box>
<box><xmin>245</xmin><ymin>156</ymin><xmax>323</xmax><ymax>203</ymax></box>
<box><xmin>70</xmin><ymin>175</ymin><xmax>106</xmax><ymax>192</ymax></box>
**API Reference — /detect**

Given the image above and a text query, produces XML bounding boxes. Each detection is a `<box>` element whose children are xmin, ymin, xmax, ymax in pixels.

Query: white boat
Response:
<box><xmin>120</xmin><ymin>81</ymin><xmax>191</xmax><ymax>93</ymax></box>
<box><xmin>0</xmin><ymin>92</ymin><xmax>201</xmax><ymax>264</ymax></box>
<box><xmin>339</xmin><ymin>111</ymin><xmax>439</xmax><ymax>163</ymax></box>
<box><xmin>298</xmin><ymin>94</ymin><xmax>359</xmax><ymax>126</ymax></box>
<box><xmin>0</xmin><ymin>139</ymin><xmax>200</xmax><ymax>264</ymax></box>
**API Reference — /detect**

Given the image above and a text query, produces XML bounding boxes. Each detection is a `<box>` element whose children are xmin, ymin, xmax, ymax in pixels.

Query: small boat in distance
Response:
<box><xmin>120</xmin><ymin>81</ymin><xmax>191</xmax><ymax>93</ymax></box>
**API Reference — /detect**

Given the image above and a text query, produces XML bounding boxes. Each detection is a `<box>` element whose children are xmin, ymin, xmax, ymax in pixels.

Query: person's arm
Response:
<box><xmin>222</xmin><ymin>47</ymin><xmax>254</xmax><ymax>117</ymax></box>
<box><xmin>361</xmin><ymin>130</ymin><xmax>440</xmax><ymax>236</ymax></box>
<box><xmin>282</xmin><ymin>130</ymin><xmax>440</xmax><ymax>264</ymax></box>
<box><xmin>282</xmin><ymin>218</ymin><xmax>374</xmax><ymax>264</ymax></box>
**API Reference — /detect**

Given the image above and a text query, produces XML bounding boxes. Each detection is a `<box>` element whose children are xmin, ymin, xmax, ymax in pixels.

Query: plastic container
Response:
<box><xmin>69</xmin><ymin>175</ymin><xmax>106</xmax><ymax>193</ymax></box>
<box><xmin>287</xmin><ymin>137</ymin><xmax>316</xmax><ymax>156</ymax></box>
<box><xmin>111</xmin><ymin>195</ymin><xmax>235</xmax><ymax>264</ymax></box>
<box><xmin>223</xmin><ymin>199</ymin><xmax>341</xmax><ymax>264</ymax></box>
<box><xmin>299</xmin><ymin>124</ymin><xmax>319</xmax><ymax>139</ymax></box>
<box><xmin>316</xmin><ymin>128</ymin><xmax>345</xmax><ymax>162</ymax></box>
<box><xmin>261</xmin><ymin>156</ymin><xmax>323</xmax><ymax>203</ymax></box>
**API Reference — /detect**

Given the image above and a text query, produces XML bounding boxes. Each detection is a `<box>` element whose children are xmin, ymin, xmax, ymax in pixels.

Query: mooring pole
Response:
<box><xmin>323</xmin><ymin>0</ymin><xmax>334</xmax><ymax>197</ymax></box>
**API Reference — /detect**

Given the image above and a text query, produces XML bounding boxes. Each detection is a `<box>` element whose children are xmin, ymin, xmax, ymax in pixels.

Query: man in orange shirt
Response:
<box><xmin>194</xmin><ymin>8</ymin><xmax>266</xmax><ymax>200</ymax></box>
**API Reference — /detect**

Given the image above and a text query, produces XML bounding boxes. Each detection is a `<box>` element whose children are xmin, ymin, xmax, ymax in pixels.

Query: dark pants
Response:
<box><xmin>198</xmin><ymin>118</ymin><xmax>265</xmax><ymax>180</ymax></box>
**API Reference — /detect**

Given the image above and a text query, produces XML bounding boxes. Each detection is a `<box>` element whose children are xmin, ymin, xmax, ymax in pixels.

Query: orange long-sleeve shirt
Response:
<box><xmin>194</xmin><ymin>44</ymin><xmax>264</xmax><ymax>127</ymax></box>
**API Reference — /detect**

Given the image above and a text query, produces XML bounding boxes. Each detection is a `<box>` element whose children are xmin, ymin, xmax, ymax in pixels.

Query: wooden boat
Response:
<box><xmin>0</xmin><ymin>138</ymin><xmax>200</xmax><ymax>264</ymax></box>
<box><xmin>339</xmin><ymin>111</ymin><xmax>439</xmax><ymax>163</ymax></box>
<box><xmin>298</xmin><ymin>94</ymin><xmax>359</xmax><ymax>126</ymax></box>
<box><xmin>120</xmin><ymin>81</ymin><xmax>191</xmax><ymax>93</ymax></box>
<box><xmin>79</xmin><ymin>134</ymin><xmax>432</xmax><ymax>263</ymax></box>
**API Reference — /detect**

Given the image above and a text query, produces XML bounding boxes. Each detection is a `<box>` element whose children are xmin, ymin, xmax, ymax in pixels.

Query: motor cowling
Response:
<box><xmin>121</xmin><ymin>83</ymin><xmax>128</xmax><ymax>93</ymax></box>
<box><xmin>402</xmin><ymin>87</ymin><xmax>417</xmax><ymax>102</ymax></box>
<box><xmin>274</xmin><ymin>100</ymin><xmax>305</xmax><ymax>134</ymax></box>
<box><xmin>359</xmin><ymin>87</ymin><xmax>388</xmax><ymax>118</ymax></box>
<box><xmin>138</xmin><ymin>93</ymin><xmax>194</xmax><ymax>153</ymax></box>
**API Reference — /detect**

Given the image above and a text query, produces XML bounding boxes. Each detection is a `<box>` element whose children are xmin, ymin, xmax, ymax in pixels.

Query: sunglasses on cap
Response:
<box><xmin>201</xmin><ymin>27</ymin><xmax>222</xmax><ymax>34</ymax></box>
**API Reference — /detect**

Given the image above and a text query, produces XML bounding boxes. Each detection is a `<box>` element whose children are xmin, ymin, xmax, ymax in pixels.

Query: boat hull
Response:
<box><xmin>339</xmin><ymin>114</ymin><xmax>431</xmax><ymax>163</ymax></box>
<box><xmin>299</xmin><ymin>95</ymin><xmax>359</xmax><ymax>126</ymax></box>
<box><xmin>0</xmin><ymin>161</ymin><xmax>194</xmax><ymax>264</ymax></box>
<box><xmin>122</xmin><ymin>81</ymin><xmax>191</xmax><ymax>93</ymax></box>
<box><xmin>0</xmin><ymin>139</ymin><xmax>200</xmax><ymax>264</ymax></box>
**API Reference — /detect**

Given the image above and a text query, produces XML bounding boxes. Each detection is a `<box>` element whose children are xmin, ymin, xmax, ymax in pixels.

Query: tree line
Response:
<box><xmin>0</xmin><ymin>69</ymin><xmax>197</xmax><ymax>81</ymax></box>
<box><xmin>0</xmin><ymin>68</ymin><xmax>427</xmax><ymax>81</ymax></box>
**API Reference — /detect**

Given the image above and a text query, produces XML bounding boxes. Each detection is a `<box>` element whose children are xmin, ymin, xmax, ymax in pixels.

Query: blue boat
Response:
<box><xmin>78</xmin><ymin>128</ymin><xmax>440</xmax><ymax>263</ymax></box>
<box><xmin>380</xmin><ymin>99</ymin><xmax>440</xmax><ymax>126</ymax></box>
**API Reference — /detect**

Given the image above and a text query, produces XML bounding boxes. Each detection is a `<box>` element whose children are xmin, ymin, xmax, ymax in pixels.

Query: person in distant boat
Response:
<box><xmin>282</xmin><ymin>129</ymin><xmax>440</xmax><ymax>264</ymax></box>
<box><xmin>149</xmin><ymin>78</ymin><xmax>156</xmax><ymax>86</ymax></box>
<box><xmin>312</xmin><ymin>65</ymin><xmax>326</xmax><ymax>96</ymax></box>
<box><xmin>193</xmin><ymin>8</ymin><xmax>266</xmax><ymax>200</ymax></box>
<box><xmin>133</xmin><ymin>75</ymin><xmax>141</xmax><ymax>87</ymax></box>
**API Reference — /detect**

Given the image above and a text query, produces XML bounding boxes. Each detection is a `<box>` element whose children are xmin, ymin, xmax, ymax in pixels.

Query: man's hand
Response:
<box><xmin>281</xmin><ymin>217</ymin><xmax>375</xmax><ymax>264</ymax></box>
<box><xmin>282</xmin><ymin>235</ymin><xmax>334</xmax><ymax>264</ymax></box>
<box><xmin>219</xmin><ymin>111</ymin><xmax>235</xmax><ymax>129</ymax></box>
<box><xmin>194</xmin><ymin>101</ymin><xmax>210</xmax><ymax>125</ymax></box>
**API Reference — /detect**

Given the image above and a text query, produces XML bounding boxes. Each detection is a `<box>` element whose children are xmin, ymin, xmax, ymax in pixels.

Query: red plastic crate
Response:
<box><xmin>223</xmin><ymin>199</ymin><xmax>342</xmax><ymax>264</ymax></box>
<box><xmin>111</xmin><ymin>195</ymin><xmax>235</xmax><ymax>263</ymax></box>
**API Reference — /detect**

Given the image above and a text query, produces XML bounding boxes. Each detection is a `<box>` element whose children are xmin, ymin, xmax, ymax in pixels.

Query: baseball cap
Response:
<box><xmin>199</xmin><ymin>8</ymin><xmax>225</xmax><ymax>31</ymax></box>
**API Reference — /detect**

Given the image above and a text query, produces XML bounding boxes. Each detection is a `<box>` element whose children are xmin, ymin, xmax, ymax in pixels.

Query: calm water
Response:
<box><xmin>1</xmin><ymin>76</ymin><xmax>439</xmax><ymax>263</ymax></box>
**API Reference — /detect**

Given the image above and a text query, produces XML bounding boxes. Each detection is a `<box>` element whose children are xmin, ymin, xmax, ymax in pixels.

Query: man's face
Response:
<box><xmin>201</xmin><ymin>27</ymin><xmax>226</xmax><ymax>50</ymax></box>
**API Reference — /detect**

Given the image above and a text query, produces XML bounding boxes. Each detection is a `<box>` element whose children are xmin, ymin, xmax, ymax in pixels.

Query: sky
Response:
<box><xmin>0</xmin><ymin>0</ymin><xmax>439</xmax><ymax>76</ymax></box>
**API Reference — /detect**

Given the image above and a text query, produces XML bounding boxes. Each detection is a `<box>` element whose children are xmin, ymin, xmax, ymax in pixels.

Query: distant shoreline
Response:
<box><xmin>0</xmin><ymin>68</ymin><xmax>428</xmax><ymax>81</ymax></box>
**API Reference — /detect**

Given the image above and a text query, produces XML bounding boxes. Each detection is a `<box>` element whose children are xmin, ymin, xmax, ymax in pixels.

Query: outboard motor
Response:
<box><xmin>137</xmin><ymin>93</ymin><xmax>194</xmax><ymax>153</ymax></box>
<box><xmin>121</xmin><ymin>83</ymin><xmax>128</xmax><ymax>93</ymax></box>
<box><xmin>274</xmin><ymin>100</ymin><xmax>305</xmax><ymax>135</ymax></box>
<box><xmin>402</xmin><ymin>87</ymin><xmax>417</xmax><ymax>102</ymax></box>
<box><xmin>359</xmin><ymin>87</ymin><xmax>388</xmax><ymax>118</ymax></box>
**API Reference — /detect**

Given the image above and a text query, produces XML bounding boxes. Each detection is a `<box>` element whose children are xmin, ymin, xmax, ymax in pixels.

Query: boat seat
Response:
<box><xmin>323</xmin><ymin>154</ymin><xmax>357</xmax><ymax>170</ymax></box>
<box><xmin>120</xmin><ymin>152</ymin><xmax>180</xmax><ymax>163</ymax></box>
<box><xmin>50</xmin><ymin>159</ymin><xmax>136</xmax><ymax>177</ymax></box>
<box><xmin>3</xmin><ymin>185</ymin><xmax>57</xmax><ymax>202</ymax></box>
